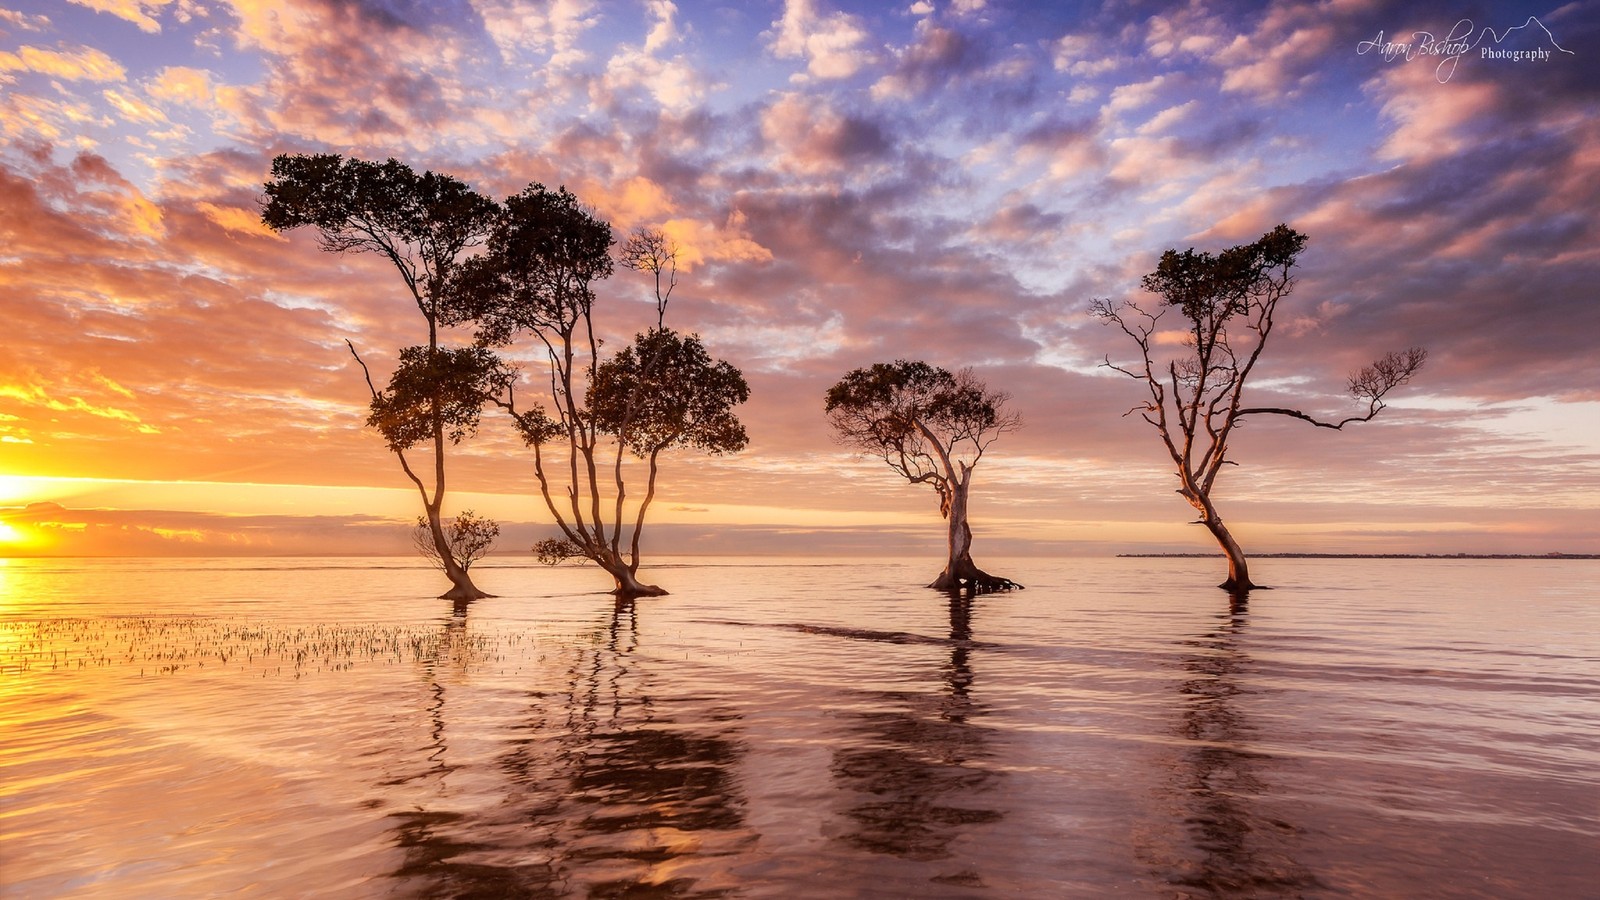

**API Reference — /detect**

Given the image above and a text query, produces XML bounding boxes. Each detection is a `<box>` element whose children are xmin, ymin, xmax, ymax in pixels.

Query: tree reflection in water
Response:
<box><xmin>1154</xmin><ymin>594</ymin><xmax>1318</xmax><ymax>896</ymax></box>
<box><xmin>827</xmin><ymin>592</ymin><xmax>1004</xmax><ymax>887</ymax></box>
<box><xmin>387</xmin><ymin>597</ymin><xmax>752</xmax><ymax>898</ymax></box>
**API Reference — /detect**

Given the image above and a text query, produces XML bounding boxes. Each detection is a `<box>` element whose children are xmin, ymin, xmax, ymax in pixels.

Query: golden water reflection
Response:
<box><xmin>385</xmin><ymin>597</ymin><xmax>754</xmax><ymax>898</ymax></box>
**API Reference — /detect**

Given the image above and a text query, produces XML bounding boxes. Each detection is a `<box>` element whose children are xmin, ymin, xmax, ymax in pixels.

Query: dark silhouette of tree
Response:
<box><xmin>1092</xmin><ymin>225</ymin><xmax>1426</xmax><ymax>592</ymax></box>
<box><xmin>412</xmin><ymin>509</ymin><xmax>498</xmax><ymax>574</ymax></box>
<box><xmin>532</xmin><ymin>537</ymin><xmax>581</xmax><ymax>567</ymax></box>
<box><xmin>262</xmin><ymin>154</ymin><xmax>503</xmax><ymax>600</ymax></box>
<box><xmin>459</xmin><ymin>203</ymin><xmax>750</xmax><ymax>597</ymax></box>
<box><xmin>825</xmin><ymin>361</ymin><xmax>1021</xmax><ymax>593</ymax></box>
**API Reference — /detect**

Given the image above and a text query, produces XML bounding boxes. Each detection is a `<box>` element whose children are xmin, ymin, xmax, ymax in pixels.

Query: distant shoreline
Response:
<box><xmin>1118</xmin><ymin>552</ymin><xmax>1599</xmax><ymax>560</ymax></box>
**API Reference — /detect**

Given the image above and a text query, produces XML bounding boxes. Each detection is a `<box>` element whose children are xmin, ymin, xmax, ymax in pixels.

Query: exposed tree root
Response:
<box><xmin>929</xmin><ymin>560</ymin><xmax>1023</xmax><ymax>594</ymax></box>
<box><xmin>609</xmin><ymin>569</ymin><xmax>669</xmax><ymax>598</ymax></box>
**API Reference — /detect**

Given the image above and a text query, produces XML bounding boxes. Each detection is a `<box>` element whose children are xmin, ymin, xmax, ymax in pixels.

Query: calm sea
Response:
<box><xmin>1</xmin><ymin>556</ymin><xmax>1596</xmax><ymax>898</ymax></box>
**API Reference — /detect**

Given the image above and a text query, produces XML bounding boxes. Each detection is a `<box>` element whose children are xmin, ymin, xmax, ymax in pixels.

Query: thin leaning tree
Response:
<box><xmin>825</xmin><ymin>361</ymin><xmax>1022</xmax><ymax>593</ymax></box>
<box><xmin>1092</xmin><ymin>224</ymin><xmax>1426</xmax><ymax>593</ymax></box>
<box><xmin>456</xmin><ymin>187</ymin><xmax>750</xmax><ymax>597</ymax></box>
<box><xmin>262</xmin><ymin>154</ymin><xmax>507</xmax><ymax>600</ymax></box>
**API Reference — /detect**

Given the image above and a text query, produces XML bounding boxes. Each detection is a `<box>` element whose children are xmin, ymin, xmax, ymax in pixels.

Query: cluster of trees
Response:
<box><xmin>262</xmin><ymin>155</ymin><xmax>747</xmax><ymax>600</ymax></box>
<box><xmin>265</xmin><ymin>154</ymin><xmax>1423</xmax><ymax>599</ymax></box>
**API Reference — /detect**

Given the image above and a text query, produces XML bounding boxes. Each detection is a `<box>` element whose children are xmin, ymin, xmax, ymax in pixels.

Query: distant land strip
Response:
<box><xmin>1118</xmin><ymin>553</ymin><xmax>1599</xmax><ymax>560</ymax></box>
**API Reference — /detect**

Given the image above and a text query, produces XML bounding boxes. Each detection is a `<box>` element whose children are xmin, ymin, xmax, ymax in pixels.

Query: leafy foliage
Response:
<box><xmin>532</xmin><ymin>538</ymin><xmax>582</xmax><ymax>566</ymax></box>
<box><xmin>367</xmin><ymin>346</ymin><xmax>512</xmax><ymax>452</ymax></box>
<box><xmin>412</xmin><ymin>510</ymin><xmax>499</xmax><ymax>573</ymax></box>
<box><xmin>262</xmin><ymin>154</ymin><xmax>498</xmax><ymax>325</ymax></box>
<box><xmin>589</xmin><ymin>328</ymin><xmax>750</xmax><ymax>457</ymax></box>
<box><xmin>452</xmin><ymin>184</ymin><xmax>615</xmax><ymax>347</ymax></box>
<box><xmin>1141</xmin><ymin>223</ymin><xmax>1307</xmax><ymax>325</ymax></box>
<box><xmin>825</xmin><ymin>360</ymin><xmax>1016</xmax><ymax>516</ymax></box>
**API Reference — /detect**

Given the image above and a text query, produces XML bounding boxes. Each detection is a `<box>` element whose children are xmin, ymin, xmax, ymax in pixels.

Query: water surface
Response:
<box><xmin>2</xmin><ymin>556</ymin><xmax>1596</xmax><ymax>897</ymax></box>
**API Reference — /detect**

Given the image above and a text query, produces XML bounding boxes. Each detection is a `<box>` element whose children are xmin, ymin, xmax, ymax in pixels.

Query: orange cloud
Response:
<box><xmin>102</xmin><ymin>88</ymin><xmax>166</xmax><ymax>124</ymax></box>
<box><xmin>195</xmin><ymin>201</ymin><xmax>286</xmax><ymax>240</ymax></box>
<box><xmin>66</xmin><ymin>0</ymin><xmax>173</xmax><ymax>34</ymax></box>
<box><xmin>0</xmin><ymin>44</ymin><xmax>126</xmax><ymax>82</ymax></box>
<box><xmin>146</xmin><ymin>66</ymin><xmax>214</xmax><ymax>106</ymax></box>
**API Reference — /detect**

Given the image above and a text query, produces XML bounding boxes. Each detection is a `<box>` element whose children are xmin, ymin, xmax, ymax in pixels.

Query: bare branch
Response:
<box><xmin>1240</xmin><ymin>346</ymin><xmax>1428</xmax><ymax>429</ymax></box>
<box><xmin>346</xmin><ymin>340</ymin><xmax>380</xmax><ymax>400</ymax></box>
<box><xmin>619</xmin><ymin>227</ymin><xmax>678</xmax><ymax>328</ymax></box>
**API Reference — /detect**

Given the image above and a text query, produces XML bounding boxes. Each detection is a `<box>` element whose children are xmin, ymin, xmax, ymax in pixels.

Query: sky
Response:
<box><xmin>1</xmin><ymin>0</ymin><xmax>1598</xmax><ymax>560</ymax></box>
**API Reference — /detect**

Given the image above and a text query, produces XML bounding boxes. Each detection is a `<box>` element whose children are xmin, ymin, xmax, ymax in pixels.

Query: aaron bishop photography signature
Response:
<box><xmin>1357</xmin><ymin>16</ymin><xmax>1574</xmax><ymax>83</ymax></box>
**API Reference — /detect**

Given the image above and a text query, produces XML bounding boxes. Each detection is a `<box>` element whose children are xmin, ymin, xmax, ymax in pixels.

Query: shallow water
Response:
<box><xmin>1</xmin><ymin>556</ymin><xmax>1597</xmax><ymax>898</ymax></box>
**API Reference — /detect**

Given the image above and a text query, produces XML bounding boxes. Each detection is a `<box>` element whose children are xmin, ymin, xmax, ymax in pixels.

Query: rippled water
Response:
<box><xmin>2</xmin><ymin>556</ymin><xmax>1597</xmax><ymax>898</ymax></box>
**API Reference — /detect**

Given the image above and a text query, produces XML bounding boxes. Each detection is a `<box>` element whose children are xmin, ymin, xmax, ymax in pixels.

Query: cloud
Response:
<box><xmin>0</xmin><ymin>43</ymin><xmax>126</xmax><ymax>81</ymax></box>
<box><xmin>598</xmin><ymin>3</ymin><xmax>708</xmax><ymax>115</ymax></box>
<box><xmin>477</xmin><ymin>0</ymin><xmax>598</xmax><ymax>66</ymax></box>
<box><xmin>1012</xmin><ymin>116</ymin><xmax>1103</xmax><ymax>180</ymax></box>
<box><xmin>102</xmin><ymin>87</ymin><xmax>167</xmax><ymax>124</ymax></box>
<box><xmin>2</xmin><ymin>0</ymin><xmax>1597</xmax><ymax>559</ymax></box>
<box><xmin>767</xmin><ymin>0</ymin><xmax>874</xmax><ymax>81</ymax></box>
<box><xmin>0</xmin><ymin>9</ymin><xmax>52</xmax><ymax>33</ymax></box>
<box><xmin>973</xmin><ymin>201</ymin><xmax>1066</xmax><ymax>246</ymax></box>
<box><xmin>872</xmin><ymin>20</ymin><xmax>985</xmax><ymax>100</ymax></box>
<box><xmin>1105</xmin><ymin>73</ymin><xmax>1170</xmax><ymax>116</ymax></box>
<box><xmin>146</xmin><ymin>66</ymin><xmax>215</xmax><ymax>105</ymax></box>
<box><xmin>1053</xmin><ymin>32</ymin><xmax>1124</xmax><ymax>77</ymax></box>
<box><xmin>66</xmin><ymin>0</ymin><xmax>174</xmax><ymax>34</ymax></box>
<box><xmin>0</xmin><ymin>503</ymin><xmax>412</xmax><ymax>556</ymax></box>
<box><xmin>760</xmin><ymin>92</ymin><xmax>893</xmax><ymax>176</ymax></box>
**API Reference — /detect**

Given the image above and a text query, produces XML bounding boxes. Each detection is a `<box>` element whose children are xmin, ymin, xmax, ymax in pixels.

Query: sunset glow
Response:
<box><xmin>3</xmin><ymin>1</ymin><xmax>1597</xmax><ymax>558</ymax></box>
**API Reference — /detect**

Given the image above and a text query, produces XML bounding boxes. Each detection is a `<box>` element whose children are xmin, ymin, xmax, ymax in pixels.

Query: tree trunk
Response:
<box><xmin>609</xmin><ymin>567</ymin><xmax>668</xmax><ymax>598</ymax></box>
<box><xmin>1179</xmin><ymin>481</ymin><xmax>1258</xmax><ymax>593</ymax></box>
<box><xmin>1200</xmin><ymin>510</ymin><xmax>1255</xmax><ymax>593</ymax></box>
<box><xmin>1203</xmin><ymin>518</ymin><xmax>1254</xmax><ymax>595</ymax></box>
<box><xmin>426</xmin><ymin>507</ymin><xmax>494</xmax><ymax>601</ymax></box>
<box><xmin>592</xmin><ymin>550</ymin><xmax>668</xmax><ymax>598</ymax></box>
<box><xmin>440</xmin><ymin>567</ymin><xmax>492</xmax><ymax>601</ymax></box>
<box><xmin>927</xmin><ymin>469</ymin><xmax>1021</xmax><ymax>593</ymax></box>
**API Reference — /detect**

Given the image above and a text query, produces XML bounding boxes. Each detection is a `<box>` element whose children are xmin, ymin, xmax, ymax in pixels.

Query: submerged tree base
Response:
<box><xmin>612</xmin><ymin>584</ymin><xmax>669</xmax><ymax>598</ymax></box>
<box><xmin>610</xmin><ymin>568</ymin><xmax>669</xmax><ymax>599</ymax></box>
<box><xmin>1218</xmin><ymin>579</ymin><xmax>1270</xmax><ymax>593</ymax></box>
<box><xmin>440</xmin><ymin>584</ymin><xmax>496</xmax><ymax>601</ymax></box>
<box><xmin>929</xmin><ymin>559</ymin><xmax>1023</xmax><ymax>594</ymax></box>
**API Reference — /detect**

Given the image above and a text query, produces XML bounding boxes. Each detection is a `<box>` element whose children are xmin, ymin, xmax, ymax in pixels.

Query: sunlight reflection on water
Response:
<box><xmin>1</xmin><ymin>556</ymin><xmax>1597</xmax><ymax>897</ymax></box>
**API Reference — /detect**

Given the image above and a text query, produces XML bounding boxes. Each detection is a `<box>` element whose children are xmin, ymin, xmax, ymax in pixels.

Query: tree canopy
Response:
<box><xmin>365</xmin><ymin>345</ymin><xmax>512</xmax><ymax>452</ymax></box>
<box><xmin>262</xmin><ymin>154</ymin><xmax>497</xmax><ymax>330</ymax></box>
<box><xmin>451</xmin><ymin>184</ymin><xmax>615</xmax><ymax>348</ymax></box>
<box><xmin>825</xmin><ymin>361</ymin><xmax>1015</xmax><ymax>517</ymax></box>
<box><xmin>589</xmin><ymin>328</ymin><xmax>750</xmax><ymax>458</ymax></box>
<box><xmin>413</xmin><ymin>510</ymin><xmax>499</xmax><ymax>574</ymax></box>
